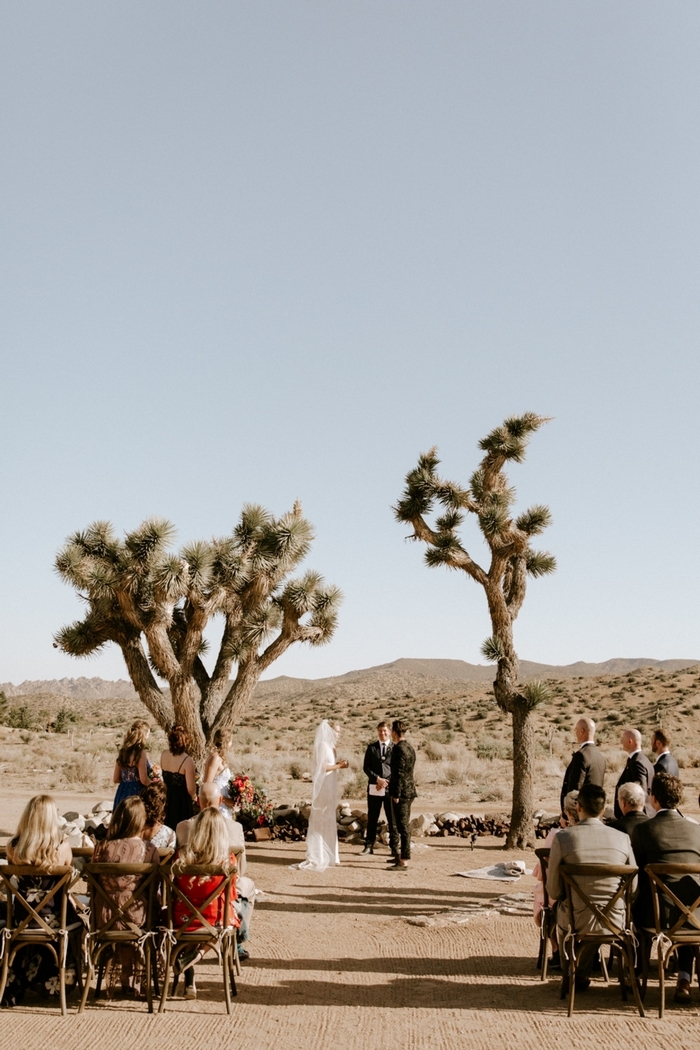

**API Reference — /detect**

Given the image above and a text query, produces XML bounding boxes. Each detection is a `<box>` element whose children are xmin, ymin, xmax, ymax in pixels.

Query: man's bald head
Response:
<box><xmin>198</xmin><ymin>782</ymin><xmax>222</xmax><ymax>810</ymax></box>
<box><xmin>575</xmin><ymin>718</ymin><xmax>595</xmax><ymax>743</ymax></box>
<box><xmin>622</xmin><ymin>728</ymin><xmax>642</xmax><ymax>753</ymax></box>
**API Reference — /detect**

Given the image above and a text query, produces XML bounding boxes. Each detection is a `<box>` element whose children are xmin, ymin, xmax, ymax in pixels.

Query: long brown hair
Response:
<box><xmin>107</xmin><ymin>797</ymin><xmax>147</xmax><ymax>840</ymax></box>
<box><xmin>118</xmin><ymin>719</ymin><xmax>150</xmax><ymax>768</ymax></box>
<box><xmin>209</xmin><ymin>728</ymin><xmax>232</xmax><ymax>760</ymax></box>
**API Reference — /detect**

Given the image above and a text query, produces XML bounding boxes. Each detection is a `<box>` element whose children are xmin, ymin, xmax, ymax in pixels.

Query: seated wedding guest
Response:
<box><xmin>161</xmin><ymin>724</ymin><xmax>197</xmax><ymax>830</ymax></box>
<box><xmin>533</xmin><ymin>790</ymin><xmax>579</xmax><ymax>971</ymax></box>
<box><xmin>176</xmin><ymin>782</ymin><xmax>255</xmax><ymax>957</ymax></box>
<box><xmin>614</xmin><ymin>728</ymin><xmax>654</xmax><ymax>820</ymax></box>
<box><xmin>547</xmin><ymin>784</ymin><xmax>636</xmax><ymax>990</ymax></box>
<box><xmin>631</xmin><ymin>773</ymin><xmax>700</xmax><ymax>1004</ymax></box>
<box><xmin>94</xmin><ymin>796</ymin><xmax>160</xmax><ymax>997</ymax></box>
<box><xmin>172</xmin><ymin>808</ymin><xmax>240</xmax><ymax>999</ymax></box>
<box><xmin>140</xmin><ymin>782</ymin><xmax>176</xmax><ymax>850</ymax></box>
<box><xmin>608</xmin><ymin>782</ymin><xmax>649</xmax><ymax>837</ymax></box>
<box><xmin>2</xmin><ymin>795</ymin><xmax>78</xmax><ymax>1006</ymax></box>
<box><xmin>113</xmin><ymin>719</ymin><xmax>151</xmax><ymax>809</ymax></box>
<box><xmin>651</xmin><ymin>729</ymin><xmax>680</xmax><ymax>777</ymax></box>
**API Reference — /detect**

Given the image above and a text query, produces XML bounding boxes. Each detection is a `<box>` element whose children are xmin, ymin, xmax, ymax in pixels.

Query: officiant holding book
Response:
<box><xmin>361</xmin><ymin>722</ymin><xmax>394</xmax><ymax>855</ymax></box>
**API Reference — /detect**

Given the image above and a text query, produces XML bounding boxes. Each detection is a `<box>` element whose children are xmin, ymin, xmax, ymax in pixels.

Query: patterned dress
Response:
<box><xmin>113</xmin><ymin>763</ymin><xmax>146</xmax><ymax>809</ymax></box>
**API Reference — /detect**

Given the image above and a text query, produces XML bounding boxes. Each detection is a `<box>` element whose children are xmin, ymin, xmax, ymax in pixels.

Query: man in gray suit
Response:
<box><xmin>651</xmin><ymin>729</ymin><xmax>680</xmax><ymax>778</ymax></box>
<box><xmin>631</xmin><ymin>773</ymin><xmax>700</xmax><ymax>1004</ymax></box>
<box><xmin>548</xmin><ymin>784</ymin><xmax>636</xmax><ymax>987</ymax></box>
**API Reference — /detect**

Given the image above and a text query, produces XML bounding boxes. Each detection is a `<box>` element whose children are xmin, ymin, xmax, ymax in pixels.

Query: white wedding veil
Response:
<box><xmin>311</xmin><ymin>720</ymin><xmax>338</xmax><ymax>804</ymax></box>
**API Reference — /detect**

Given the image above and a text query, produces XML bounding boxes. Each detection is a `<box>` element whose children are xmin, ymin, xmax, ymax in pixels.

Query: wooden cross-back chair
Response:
<box><xmin>639</xmin><ymin>862</ymin><xmax>700</xmax><ymax>1018</ymax></box>
<box><xmin>559</xmin><ymin>863</ymin><xmax>644</xmax><ymax>1018</ymax></box>
<box><xmin>534</xmin><ymin>848</ymin><xmax>555</xmax><ymax>980</ymax></box>
<box><xmin>159</xmin><ymin>864</ymin><xmax>238</xmax><ymax>1015</ymax></box>
<box><xmin>79</xmin><ymin>862</ymin><xmax>161</xmax><ymax>1013</ymax></box>
<box><xmin>0</xmin><ymin>865</ymin><xmax>78</xmax><ymax>1015</ymax></box>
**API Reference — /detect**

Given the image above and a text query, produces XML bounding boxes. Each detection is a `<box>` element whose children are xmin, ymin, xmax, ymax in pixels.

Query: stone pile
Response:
<box><xmin>410</xmin><ymin>810</ymin><xmax>559</xmax><ymax>841</ymax></box>
<box><xmin>270</xmin><ymin>803</ymin><xmax>383</xmax><ymax>846</ymax></box>
<box><xmin>60</xmin><ymin>800</ymin><xmax>113</xmax><ymax>847</ymax></box>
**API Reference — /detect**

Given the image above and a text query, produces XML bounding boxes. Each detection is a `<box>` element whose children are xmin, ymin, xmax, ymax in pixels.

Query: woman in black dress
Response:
<box><xmin>160</xmin><ymin>724</ymin><xmax>197</xmax><ymax>829</ymax></box>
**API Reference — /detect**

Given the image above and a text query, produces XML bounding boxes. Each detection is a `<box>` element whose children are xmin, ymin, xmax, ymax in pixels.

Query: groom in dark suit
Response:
<box><xmin>361</xmin><ymin>722</ymin><xmax>394</xmax><ymax>855</ymax></box>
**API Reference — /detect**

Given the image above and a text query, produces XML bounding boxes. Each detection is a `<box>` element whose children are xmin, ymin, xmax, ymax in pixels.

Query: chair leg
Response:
<box><xmin>223</xmin><ymin>949</ymin><xmax>231</xmax><ymax>1015</ymax></box>
<box><xmin>158</xmin><ymin>942</ymin><xmax>172</xmax><ymax>1014</ymax></box>
<box><xmin>567</xmin><ymin>944</ymin><xmax>578</xmax><ymax>1017</ymax></box>
<box><xmin>600</xmin><ymin>946</ymin><xmax>610</xmax><ymax>984</ymax></box>
<box><xmin>145</xmin><ymin>942</ymin><xmax>153</xmax><ymax>1014</ymax></box>
<box><xmin>657</xmin><ymin>944</ymin><xmax>665</xmax><ymax>1019</ymax></box>
<box><xmin>623</xmin><ymin>945</ymin><xmax>645</xmax><ymax>1018</ymax></box>
<box><xmin>0</xmin><ymin>945</ymin><xmax>11</xmax><ymax>1006</ymax></box>
<box><xmin>79</xmin><ymin>960</ymin><xmax>93</xmax><ymax>1014</ymax></box>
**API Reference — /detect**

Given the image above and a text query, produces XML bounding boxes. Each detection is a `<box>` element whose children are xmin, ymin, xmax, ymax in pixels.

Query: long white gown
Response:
<box><xmin>293</xmin><ymin>721</ymin><xmax>340</xmax><ymax>872</ymax></box>
<box><xmin>213</xmin><ymin>764</ymin><xmax>233</xmax><ymax>820</ymax></box>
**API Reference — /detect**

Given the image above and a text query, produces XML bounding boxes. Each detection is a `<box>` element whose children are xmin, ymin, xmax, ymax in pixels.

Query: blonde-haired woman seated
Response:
<box><xmin>171</xmin><ymin>807</ymin><xmax>239</xmax><ymax>999</ymax></box>
<box><xmin>93</xmin><ymin>796</ymin><xmax>160</xmax><ymax>997</ymax></box>
<box><xmin>2</xmin><ymin>795</ymin><xmax>78</xmax><ymax>1006</ymax></box>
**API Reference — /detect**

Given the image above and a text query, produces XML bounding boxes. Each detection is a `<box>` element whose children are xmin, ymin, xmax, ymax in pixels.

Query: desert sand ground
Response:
<box><xmin>2</xmin><ymin>819</ymin><xmax>700</xmax><ymax>1050</ymax></box>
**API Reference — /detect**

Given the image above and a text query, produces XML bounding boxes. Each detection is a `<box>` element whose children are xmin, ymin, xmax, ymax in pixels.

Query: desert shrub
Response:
<box><xmin>438</xmin><ymin>762</ymin><xmax>467</xmax><ymax>787</ymax></box>
<box><xmin>62</xmin><ymin>754</ymin><xmax>97</xmax><ymax>786</ymax></box>
<box><xmin>20</xmin><ymin>731</ymin><xmax>32</xmax><ymax>744</ymax></box>
<box><xmin>288</xmin><ymin>760</ymin><xmax>305</xmax><ymax>780</ymax></box>
<box><xmin>6</xmin><ymin>705</ymin><xmax>35</xmax><ymax>730</ymax></box>
<box><xmin>422</xmin><ymin>740</ymin><xmax>444</xmax><ymax>762</ymax></box>
<box><xmin>54</xmin><ymin>707</ymin><xmax>79</xmax><ymax>734</ymax></box>
<box><xmin>342</xmin><ymin>769</ymin><xmax>367</xmax><ymax>799</ymax></box>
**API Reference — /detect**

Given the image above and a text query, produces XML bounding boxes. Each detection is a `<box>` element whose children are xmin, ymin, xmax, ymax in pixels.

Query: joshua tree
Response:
<box><xmin>54</xmin><ymin>503</ymin><xmax>341</xmax><ymax>760</ymax></box>
<box><xmin>395</xmin><ymin>413</ymin><xmax>556</xmax><ymax>848</ymax></box>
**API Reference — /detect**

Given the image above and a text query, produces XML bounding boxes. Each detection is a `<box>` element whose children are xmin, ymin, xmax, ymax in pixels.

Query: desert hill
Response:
<box><xmin>2</xmin><ymin>656</ymin><xmax>697</xmax><ymax>705</ymax></box>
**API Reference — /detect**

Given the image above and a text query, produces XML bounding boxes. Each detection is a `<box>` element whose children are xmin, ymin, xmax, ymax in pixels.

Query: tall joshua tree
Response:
<box><xmin>54</xmin><ymin>503</ymin><xmax>341</xmax><ymax>760</ymax></box>
<box><xmin>395</xmin><ymin>413</ymin><xmax>556</xmax><ymax>848</ymax></box>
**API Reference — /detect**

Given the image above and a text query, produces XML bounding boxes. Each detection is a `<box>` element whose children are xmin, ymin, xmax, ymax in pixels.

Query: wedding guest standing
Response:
<box><xmin>651</xmin><ymin>729</ymin><xmax>680</xmax><ymax>777</ymax></box>
<box><xmin>160</xmin><ymin>725</ymin><xmax>197</xmax><ymax>830</ymax></box>
<box><xmin>361</xmin><ymin>721</ymin><xmax>394</xmax><ymax>855</ymax></box>
<box><xmin>614</xmin><ymin>728</ymin><xmax>654</xmax><ymax>819</ymax></box>
<box><xmin>113</xmin><ymin>719</ymin><xmax>151</xmax><ymax>809</ymax></box>
<box><xmin>388</xmin><ymin>720</ymin><xmax>416</xmax><ymax>870</ymax></box>
<box><xmin>560</xmin><ymin>718</ymin><xmax>606</xmax><ymax>815</ymax></box>
<box><xmin>203</xmin><ymin>728</ymin><xmax>236</xmax><ymax>820</ymax></box>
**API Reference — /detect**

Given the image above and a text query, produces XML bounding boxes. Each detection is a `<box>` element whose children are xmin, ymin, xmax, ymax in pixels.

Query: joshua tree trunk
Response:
<box><xmin>394</xmin><ymin>415</ymin><xmax>556</xmax><ymax>854</ymax></box>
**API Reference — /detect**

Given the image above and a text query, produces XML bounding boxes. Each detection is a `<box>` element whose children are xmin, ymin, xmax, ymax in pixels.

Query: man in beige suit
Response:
<box><xmin>547</xmin><ymin>783</ymin><xmax>636</xmax><ymax>987</ymax></box>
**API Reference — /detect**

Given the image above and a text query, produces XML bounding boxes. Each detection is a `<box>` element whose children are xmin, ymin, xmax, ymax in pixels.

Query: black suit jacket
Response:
<box><xmin>631</xmin><ymin>810</ymin><xmax>700</xmax><ymax>929</ymax></box>
<box><xmin>389</xmin><ymin>740</ymin><xmax>416</xmax><ymax>801</ymax></box>
<box><xmin>608</xmin><ymin>810</ymin><xmax>649</xmax><ymax>837</ymax></box>
<box><xmin>561</xmin><ymin>744</ymin><xmax>606</xmax><ymax>812</ymax></box>
<box><xmin>614</xmin><ymin>751</ymin><xmax>655</xmax><ymax>819</ymax></box>
<box><xmin>654</xmin><ymin>752</ymin><xmax>680</xmax><ymax>778</ymax></box>
<box><xmin>363</xmin><ymin>740</ymin><xmax>392</xmax><ymax>789</ymax></box>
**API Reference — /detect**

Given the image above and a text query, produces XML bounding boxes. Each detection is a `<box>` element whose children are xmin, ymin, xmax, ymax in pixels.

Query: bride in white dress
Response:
<box><xmin>294</xmin><ymin>720</ymin><xmax>348</xmax><ymax>871</ymax></box>
<box><xmin>203</xmin><ymin>729</ymin><xmax>235</xmax><ymax>820</ymax></box>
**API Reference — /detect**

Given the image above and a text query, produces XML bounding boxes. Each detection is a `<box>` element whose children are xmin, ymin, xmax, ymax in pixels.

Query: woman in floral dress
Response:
<box><xmin>2</xmin><ymin>795</ymin><xmax>79</xmax><ymax>1007</ymax></box>
<box><xmin>113</xmin><ymin>719</ymin><xmax>151</xmax><ymax>809</ymax></box>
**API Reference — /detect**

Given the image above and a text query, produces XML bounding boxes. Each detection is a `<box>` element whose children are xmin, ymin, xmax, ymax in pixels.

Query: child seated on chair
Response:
<box><xmin>171</xmin><ymin>808</ymin><xmax>239</xmax><ymax>1000</ymax></box>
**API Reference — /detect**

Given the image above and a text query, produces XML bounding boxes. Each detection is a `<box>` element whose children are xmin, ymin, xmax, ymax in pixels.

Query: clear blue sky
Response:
<box><xmin>1</xmin><ymin>2</ymin><xmax>698</xmax><ymax>685</ymax></box>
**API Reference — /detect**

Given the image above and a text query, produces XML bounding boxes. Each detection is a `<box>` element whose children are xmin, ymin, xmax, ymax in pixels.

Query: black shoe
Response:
<box><xmin>361</xmin><ymin>845</ymin><xmax>374</xmax><ymax>855</ymax></box>
<box><xmin>549</xmin><ymin>951</ymin><xmax>562</xmax><ymax>972</ymax></box>
<box><xmin>574</xmin><ymin>974</ymin><xmax>591</xmax><ymax>992</ymax></box>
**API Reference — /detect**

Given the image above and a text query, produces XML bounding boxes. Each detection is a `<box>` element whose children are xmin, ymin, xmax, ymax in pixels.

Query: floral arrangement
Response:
<box><xmin>228</xmin><ymin>773</ymin><xmax>273</xmax><ymax>828</ymax></box>
<box><xmin>148</xmin><ymin>763</ymin><xmax>163</xmax><ymax>783</ymax></box>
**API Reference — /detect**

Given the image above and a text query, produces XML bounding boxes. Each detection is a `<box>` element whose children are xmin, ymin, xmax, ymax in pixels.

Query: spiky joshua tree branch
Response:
<box><xmin>395</xmin><ymin>413</ymin><xmax>556</xmax><ymax>848</ymax></box>
<box><xmin>54</xmin><ymin>503</ymin><xmax>341</xmax><ymax>760</ymax></box>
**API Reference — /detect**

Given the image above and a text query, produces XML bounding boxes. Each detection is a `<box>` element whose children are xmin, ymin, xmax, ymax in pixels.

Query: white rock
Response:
<box><xmin>428</xmin><ymin>823</ymin><xmax>440</xmax><ymax>836</ymax></box>
<box><xmin>410</xmin><ymin>813</ymin><xmax>435</xmax><ymax>837</ymax></box>
<box><xmin>436</xmin><ymin>812</ymin><xmax>464</xmax><ymax>823</ymax></box>
<box><xmin>93</xmin><ymin>801</ymin><xmax>113</xmax><ymax>815</ymax></box>
<box><xmin>65</xmin><ymin>831</ymin><xmax>83</xmax><ymax>848</ymax></box>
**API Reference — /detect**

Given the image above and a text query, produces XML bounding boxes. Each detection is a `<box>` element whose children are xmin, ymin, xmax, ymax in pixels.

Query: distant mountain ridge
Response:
<box><xmin>2</xmin><ymin>656</ymin><xmax>698</xmax><ymax>701</ymax></box>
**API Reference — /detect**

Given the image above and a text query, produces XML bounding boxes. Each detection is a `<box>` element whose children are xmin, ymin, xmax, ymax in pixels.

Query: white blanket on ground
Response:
<box><xmin>454</xmin><ymin>861</ymin><xmax>532</xmax><ymax>882</ymax></box>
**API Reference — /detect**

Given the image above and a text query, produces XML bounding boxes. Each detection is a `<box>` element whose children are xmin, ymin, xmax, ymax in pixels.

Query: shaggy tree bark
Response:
<box><xmin>395</xmin><ymin>414</ymin><xmax>556</xmax><ymax>848</ymax></box>
<box><xmin>54</xmin><ymin>503</ymin><xmax>341</xmax><ymax>761</ymax></box>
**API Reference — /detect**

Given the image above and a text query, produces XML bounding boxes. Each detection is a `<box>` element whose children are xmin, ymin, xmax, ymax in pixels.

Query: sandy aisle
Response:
<box><xmin>2</xmin><ymin>837</ymin><xmax>700</xmax><ymax>1049</ymax></box>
